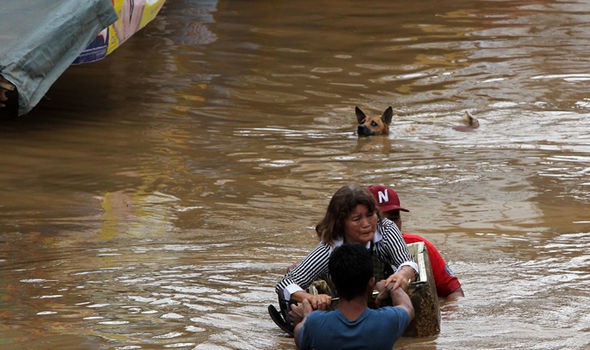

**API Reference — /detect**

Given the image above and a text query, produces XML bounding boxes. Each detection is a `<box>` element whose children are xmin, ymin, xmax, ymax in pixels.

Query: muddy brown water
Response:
<box><xmin>1</xmin><ymin>0</ymin><xmax>589</xmax><ymax>349</ymax></box>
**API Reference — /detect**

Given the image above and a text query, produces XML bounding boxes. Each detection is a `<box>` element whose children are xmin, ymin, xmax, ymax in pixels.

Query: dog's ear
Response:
<box><xmin>355</xmin><ymin>106</ymin><xmax>367</xmax><ymax>123</ymax></box>
<box><xmin>381</xmin><ymin>106</ymin><xmax>393</xmax><ymax>125</ymax></box>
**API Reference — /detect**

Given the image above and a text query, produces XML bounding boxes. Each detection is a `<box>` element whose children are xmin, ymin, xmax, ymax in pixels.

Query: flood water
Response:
<box><xmin>1</xmin><ymin>0</ymin><xmax>589</xmax><ymax>349</ymax></box>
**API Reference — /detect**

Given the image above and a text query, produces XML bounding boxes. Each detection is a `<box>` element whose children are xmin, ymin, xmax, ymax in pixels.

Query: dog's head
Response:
<box><xmin>356</xmin><ymin>106</ymin><xmax>394</xmax><ymax>137</ymax></box>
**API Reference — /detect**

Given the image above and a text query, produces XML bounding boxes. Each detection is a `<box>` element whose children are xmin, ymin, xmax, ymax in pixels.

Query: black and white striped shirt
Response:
<box><xmin>275</xmin><ymin>218</ymin><xmax>417</xmax><ymax>300</ymax></box>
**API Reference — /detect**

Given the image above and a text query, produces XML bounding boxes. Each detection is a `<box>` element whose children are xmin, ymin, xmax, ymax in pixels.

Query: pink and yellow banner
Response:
<box><xmin>74</xmin><ymin>0</ymin><xmax>166</xmax><ymax>64</ymax></box>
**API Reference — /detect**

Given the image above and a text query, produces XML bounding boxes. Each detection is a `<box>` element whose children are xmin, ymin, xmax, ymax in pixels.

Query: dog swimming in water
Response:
<box><xmin>356</xmin><ymin>106</ymin><xmax>394</xmax><ymax>137</ymax></box>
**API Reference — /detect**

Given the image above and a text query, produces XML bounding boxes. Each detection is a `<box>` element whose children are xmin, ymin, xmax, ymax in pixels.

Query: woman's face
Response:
<box><xmin>344</xmin><ymin>204</ymin><xmax>377</xmax><ymax>245</ymax></box>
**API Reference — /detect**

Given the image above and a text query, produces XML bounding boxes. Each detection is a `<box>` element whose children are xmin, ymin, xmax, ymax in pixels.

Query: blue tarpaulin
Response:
<box><xmin>0</xmin><ymin>0</ymin><xmax>117</xmax><ymax>116</ymax></box>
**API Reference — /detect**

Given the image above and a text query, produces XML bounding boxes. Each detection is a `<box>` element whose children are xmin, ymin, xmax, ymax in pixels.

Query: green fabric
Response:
<box><xmin>0</xmin><ymin>0</ymin><xmax>117</xmax><ymax>115</ymax></box>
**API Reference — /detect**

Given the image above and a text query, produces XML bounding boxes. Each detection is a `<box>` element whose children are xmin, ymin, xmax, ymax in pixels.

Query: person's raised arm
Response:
<box><xmin>389</xmin><ymin>285</ymin><xmax>414</xmax><ymax>320</ymax></box>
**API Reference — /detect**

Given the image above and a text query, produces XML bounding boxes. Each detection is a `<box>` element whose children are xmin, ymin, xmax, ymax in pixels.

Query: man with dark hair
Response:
<box><xmin>294</xmin><ymin>244</ymin><xmax>414</xmax><ymax>350</ymax></box>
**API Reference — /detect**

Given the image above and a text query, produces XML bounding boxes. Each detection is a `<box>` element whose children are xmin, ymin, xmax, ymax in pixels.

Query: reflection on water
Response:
<box><xmin>1</xmin><ymin>0</ymin><xmax>589</xmax><ymax>349</ymax></box>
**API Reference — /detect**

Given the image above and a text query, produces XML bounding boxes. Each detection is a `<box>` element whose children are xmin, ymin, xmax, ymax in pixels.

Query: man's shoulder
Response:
<box><xmin>365</xmin><ymin>307</ymin><xmax>411</xmax><ymax>336</ymax></box>
<box><xmin>304</xmin><ymin>310</ymin><xmax>334</xmax><ymax>324</ymax></box>
<box><xmin>370</xmin><ymin>305</ymin><xmax>410</xmax><ymax>320</ymax></box>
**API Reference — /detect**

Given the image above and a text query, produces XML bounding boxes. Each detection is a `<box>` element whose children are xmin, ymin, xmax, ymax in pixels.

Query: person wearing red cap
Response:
<box><xmin>367</xmin><ymin>185</ymin><xmax>464</xmax><ymax>299</ymax></box>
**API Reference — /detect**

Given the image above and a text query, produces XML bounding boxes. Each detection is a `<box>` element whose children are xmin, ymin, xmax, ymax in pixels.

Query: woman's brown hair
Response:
<box><xmin>315</xmin><ymin>184</ymin><xmax>380</xmax><ymax>244</ymax></box>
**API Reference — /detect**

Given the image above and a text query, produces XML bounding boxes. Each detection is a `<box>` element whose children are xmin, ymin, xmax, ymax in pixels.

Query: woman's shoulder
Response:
<box><xmin>377</xmin><ymin>218</ymin><xmax>398</xmax><ymax>234</ymax></box>
<box><xmin>379</xmin><ymin>217</ymin><xmax>395</xmax><ymax>227</ymax></box>
<box><xmin>307</xmin><ymin>240</ymin><xmax>334</xmax><ymax>257</ymax></box>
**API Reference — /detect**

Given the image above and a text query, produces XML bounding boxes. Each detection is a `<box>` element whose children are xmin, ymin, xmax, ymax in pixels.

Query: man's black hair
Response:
<box><xmin>329</xmin><ymin>244</ymin><xmax>373</xmax><ymax>300</ymax></box>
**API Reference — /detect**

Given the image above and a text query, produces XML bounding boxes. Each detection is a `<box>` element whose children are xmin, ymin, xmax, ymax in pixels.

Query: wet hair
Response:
<box><xmin>329</xmin><ymin>243</ymin><xmax>373</xmax><ymax>300</ymax></box>
<box><xmin>315</xmin><ymin>184</ymin><xmax>380</xmax><ymax>244</ymax></box>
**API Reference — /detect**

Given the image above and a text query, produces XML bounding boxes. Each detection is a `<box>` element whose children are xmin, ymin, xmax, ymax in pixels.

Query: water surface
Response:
<box><xmin>1</xmin><ymin>0</ymin><xmax>589</xmax><ymax>349</ymax></box>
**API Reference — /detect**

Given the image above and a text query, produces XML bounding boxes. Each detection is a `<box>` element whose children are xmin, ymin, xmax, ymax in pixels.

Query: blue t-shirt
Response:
<box><xmin>297</xmin><ymin>306</ymin><xmax>410</xmax><ymax>350</ymax></box>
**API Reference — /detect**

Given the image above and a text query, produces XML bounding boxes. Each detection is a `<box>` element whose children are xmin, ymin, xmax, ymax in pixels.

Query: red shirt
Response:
<box><xmin>403</xmin><ymin>233</ymin><xmax>462</xmax><ymax>298</ymax></box>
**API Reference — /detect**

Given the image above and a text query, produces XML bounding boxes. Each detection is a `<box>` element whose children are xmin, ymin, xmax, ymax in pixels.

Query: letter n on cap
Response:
<box><xmin>378</xmin><ymin>190</ymin><xmax>388</xmax><ymax>204</ymax></box>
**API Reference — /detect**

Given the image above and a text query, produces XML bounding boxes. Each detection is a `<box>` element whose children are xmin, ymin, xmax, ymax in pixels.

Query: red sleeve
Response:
<box><xmin>403</xmin><ymin>233</ymin><xmax>462</xmax><ymax>298</ymax></box>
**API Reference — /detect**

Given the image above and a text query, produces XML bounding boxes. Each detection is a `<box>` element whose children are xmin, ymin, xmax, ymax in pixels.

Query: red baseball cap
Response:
<box><xmin>367</xmin><ymin>185</ymin><xmax>409</xmax><ymax>212</ymax></box>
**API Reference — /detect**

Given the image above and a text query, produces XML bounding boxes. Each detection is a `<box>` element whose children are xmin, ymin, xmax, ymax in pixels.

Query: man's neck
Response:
<box><xmin>337</xmin><ymin>296</ymin><xmax>368</xmax><ymax>322</ymax></box>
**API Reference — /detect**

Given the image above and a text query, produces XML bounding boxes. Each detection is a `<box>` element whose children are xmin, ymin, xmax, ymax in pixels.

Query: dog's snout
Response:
<box><xmin>357</xmin><ymin>125</ymin><xmax>372</xmax><ymax>137</ymax></box>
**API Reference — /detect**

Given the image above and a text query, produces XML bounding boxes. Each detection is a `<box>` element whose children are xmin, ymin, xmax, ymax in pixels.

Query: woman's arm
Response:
<box><xmin>376</xmin><ymin>219</ymin><xmax>418</xmax><ymax>290</ymax></box>
<box><xmin>290</xmin><ymin>290</ymin><xmax>332</xmax><ymax>310</ymax></box>
<box><xmin>275</xmin><ymin>243</ymin><xmax>332</xmax><ymax>302</ymax></box>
